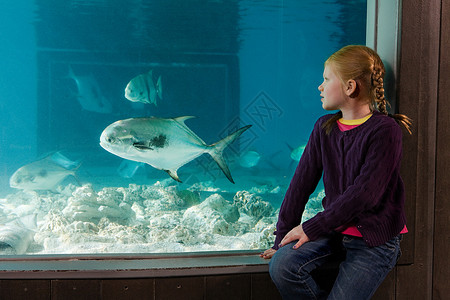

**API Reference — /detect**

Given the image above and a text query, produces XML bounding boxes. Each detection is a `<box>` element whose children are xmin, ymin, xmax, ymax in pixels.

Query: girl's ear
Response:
<box><xmin>345</xmin><ymin>79</ymin><xmax>359</xmax><ymax>97</ymax></box>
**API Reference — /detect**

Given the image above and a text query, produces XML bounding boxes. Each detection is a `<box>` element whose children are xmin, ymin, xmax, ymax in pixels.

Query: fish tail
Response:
<box><xmin>73</xmin><ymin>172</ymin><xmax>82</xmax><ymax>187</ymax></box>
<box><xmin>209</xmin><ymin>125</ymin><xmax>252</xmax><ymax>183</ymax></box>
<box><xmin>69</xmin><ymin>162</ymin><xmax>83</xmax><ymax>186</ymax></box>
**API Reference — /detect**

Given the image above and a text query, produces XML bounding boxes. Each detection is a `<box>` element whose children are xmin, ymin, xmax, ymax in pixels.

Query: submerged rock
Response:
<box><xmin>182</xmin><ymin>193</ymin><xmax>239</xmax><ymax>236</ymax></box>
<box><xmin>233</xmin><ymin>191</ymin><xmax>275</xmax><ymax>221</ymax></box>
<box><xmin>62</xmin><ymin>184</ymin><xmax>135</xmax><ymax>224</ymax></box>
<box><xmin>174</xmin><ymin>190</ymin><xmax>200</xmax><ymax>208</ymax></box>
<box><xmin>3</xmin><ymin>180</ymin><xmax>316</xmax><ymax>254</ymax></box>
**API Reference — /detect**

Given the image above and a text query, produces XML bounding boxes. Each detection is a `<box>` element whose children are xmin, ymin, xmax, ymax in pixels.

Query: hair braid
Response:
<box><xmin>371</xmin><ymin>61</ymin><xmax>413</xmax><ymax>134</ymax></box>
<box><xmin>371</xmin><ymin>66</ymin><xmax>388</xmax><ymax>115</ymax></box>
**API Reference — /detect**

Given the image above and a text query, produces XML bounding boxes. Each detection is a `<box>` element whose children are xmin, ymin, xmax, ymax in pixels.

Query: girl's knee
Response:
<box><xmin>268</xmin><ymin>251</ymin><xmax>283</xmax><ymax>281</ymax></box>
<box><xmin>269</xmin><ymin>247</ymin><xmax>293</xmax><ymax>283</ymax></box>
<box><xmin>269</xmin><ymin>244</ymin><xmax>307</xmax><ymax>282</ymax></box>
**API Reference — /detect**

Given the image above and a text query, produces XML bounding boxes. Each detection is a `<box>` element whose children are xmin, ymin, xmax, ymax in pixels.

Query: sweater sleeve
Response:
<box><xmin>272</xmin><ymin>119</ymin><xmax>324</xmax><ymax>249</ymax></box>
<box><xmin>302</xmin><ymin>123</ymin><xmax>403</xmax><ymax>241</ymax></box>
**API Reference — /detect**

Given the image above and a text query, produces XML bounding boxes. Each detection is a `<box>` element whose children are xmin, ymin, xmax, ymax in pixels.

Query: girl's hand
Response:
<box><xmin>279</xmin><ymin>224</ymin><xmax>310</xmax><ymax>249</ymax></box>
<box><xmin>260</xmin><ymin>248</ymin><xmax>277</xmax><ymax>259</ymax></box>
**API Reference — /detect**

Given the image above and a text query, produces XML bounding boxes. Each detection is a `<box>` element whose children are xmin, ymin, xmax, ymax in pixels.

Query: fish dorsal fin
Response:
<box><xmin>50</xmin><ymin>151</ymin><xmax>81</xmax><ymax>170</ymax></box>
<box><xmin>172</xmin><ymin>116</ymin><xmax>206</xmax><ymax>145</ymax></box>
<box><xmin>68</xmin><ymin>65</ymin><xmax>77</xmax><ymax>80</ymax></box>
<box><xmin>173</xmin><ymin>116</ymin><xmax>196</xmax><ymax>126</ymax></box>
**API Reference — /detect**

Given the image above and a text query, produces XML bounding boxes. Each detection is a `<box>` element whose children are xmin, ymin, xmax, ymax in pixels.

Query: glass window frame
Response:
<box><xmin>0</xmin><ymin>0</ymin><xmax>402</xmax><ymax>277</ymax></box>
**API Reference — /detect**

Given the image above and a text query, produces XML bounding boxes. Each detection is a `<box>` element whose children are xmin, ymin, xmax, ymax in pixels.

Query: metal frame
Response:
<box><xmin>366</xmin><ymin>0</ymin><xmax>402</xmax><ymax>113</ymax></box>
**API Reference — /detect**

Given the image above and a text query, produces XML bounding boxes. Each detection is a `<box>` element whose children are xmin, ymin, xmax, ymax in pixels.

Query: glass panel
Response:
<box><xmin>0</xmin><ymin>0</ymin><xmax>366</xmax><ymax>255</ymax></box>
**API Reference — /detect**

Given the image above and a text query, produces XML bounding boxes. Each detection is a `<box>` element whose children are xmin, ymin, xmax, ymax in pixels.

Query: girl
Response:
<box><xmin>261</xmin><ymin>45</ymin><xmax>411</xmax><ymax>299</ymax></box>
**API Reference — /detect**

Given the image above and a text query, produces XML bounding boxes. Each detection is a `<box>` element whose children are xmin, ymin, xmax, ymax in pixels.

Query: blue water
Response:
<box><xmin>0</xmin><ymin>0</ymin><xmax>366</xmax><ymax>254</ymax></box>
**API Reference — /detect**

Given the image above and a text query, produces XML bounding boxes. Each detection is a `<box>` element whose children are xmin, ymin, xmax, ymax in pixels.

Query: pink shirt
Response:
<box><xmin>337</xmin><ymin>115</ymin><xmax>408</xmax><ymax>237</ymax></box>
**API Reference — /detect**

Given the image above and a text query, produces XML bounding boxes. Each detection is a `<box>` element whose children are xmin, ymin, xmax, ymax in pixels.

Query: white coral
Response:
<box><xmin>182</xmin><ymin>194</ymin><xmax>239</xmax><ymax>236</ymax></box>
<box><xmin>62</xmin><ymin>184</ymin><xmax>135</xmax><ymax>224</ymax></box>
<box><xmin>233</xmin><ymin>191</ymin><xmax>275</xmax><ymax>221</ymax></box>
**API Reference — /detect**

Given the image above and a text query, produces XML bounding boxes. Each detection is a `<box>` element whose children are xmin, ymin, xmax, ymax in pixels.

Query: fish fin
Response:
<box><xmin>165</xmin><ymin>169</ymin><xmax>182</xmax><ymax>182</ymax></box>
<box><xmin>67</xmin><ymin>65</ymin><xmax>83</xmax><ymax>91</ymax></box>
<box><xmin>144</xmin><ymin>70</ymin><xmax>157</xmax><ymax>106</ymax></box>
<box><xmin>133</xmin><ymin>142</ymin><xmax>153</xmax><ymax>151</ymax></box>
<box><xmin>50</xmin><ymin>151</ymin><xmax>81</xmax><ymax>170</ymax></box>
<box><xmin>209</xmin><ymin>125</ymin><xmax>252</xmax><ymax>183</ymax></box>
<box><xmin>210</xmin><ymin>151</ymin><xmax>234</xmax><ymax>184</ymax></box>
<box><xmin>67</xmin><ymin>65</ymin><xmax>76</xmax><ymax>80</ymax></box>
<box><xmin>67</xmin><ymin>162</ymin><xmax>82</xmax><ymax>186</ymax></box>
<box><xmin>173</xmin><ymin>116</ymin><xmax>196</xmax><ymax>125</ymax></box>
<box><xmin>172</xmin><ymin>116</ymin><xmax>207</xmax><ymax>146</ymax></box>
<box><xmin>156</xmin><ymin>76</ymin><xmax>163</xmax><ymax>100</ymax></box>
<box><xmin>73</xmin><ymin>172</ymin><xmax>82</xmax><ymax>187</ymax></box>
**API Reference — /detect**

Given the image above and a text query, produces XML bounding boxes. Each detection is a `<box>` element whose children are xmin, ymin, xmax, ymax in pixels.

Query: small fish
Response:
<box><xmin>0</xmin><ymin>214</ymin><xmax>37</xmax><ymax>255</ymax></box>
<box><xmin>9</xmin><ymin>152</ymin><xmax>80</xmax><ymax>191</ymax></box>
<box><xmin>287</xmin><ymin>144</ymin><xmax>306</xmax><ymax>162</ymax></box>
<box><xmin>68</xmin><ymin>66</ymin><xmax>112</xmax><ymax>114</ymax></box>
<box><xmin>238</xmin><ymin>150</ymin><xmax>261</xmax><ymax>168</ymax></box>
<box><xmin>100</xmin><ymin>116</ymin><xmax>251</xmax><ymax>183</ymax></box>
<box><xmin>124</xmin><ymin>70</ymin><xmax>162</xmax><ymax>105</ymax></box>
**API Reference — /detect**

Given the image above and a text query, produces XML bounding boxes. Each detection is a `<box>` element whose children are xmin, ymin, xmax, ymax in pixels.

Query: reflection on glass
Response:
<box><xmin>0</xmin><ymin>0</ymin><xmax>366</xmax><ymax>255</ymax></box>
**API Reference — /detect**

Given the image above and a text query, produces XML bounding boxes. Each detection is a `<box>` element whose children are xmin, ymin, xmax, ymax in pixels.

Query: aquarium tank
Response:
<box><xmin>0</xmin><ymin>0</ymin><xmax>367</xmax><ymax>255</ymax></box>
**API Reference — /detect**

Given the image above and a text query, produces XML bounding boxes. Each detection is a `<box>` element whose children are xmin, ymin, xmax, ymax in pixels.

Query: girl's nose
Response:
<box><xmin>318</xmin><ymin>84</ymin><xmax>323</xmax><ymax>91</ymax></box>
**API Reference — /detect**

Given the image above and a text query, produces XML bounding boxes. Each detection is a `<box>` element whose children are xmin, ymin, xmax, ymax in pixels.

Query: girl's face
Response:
<box><xmin>318</xmin><ymin>64</ymin><xmax>346</xmax><ymax>111</ymax></box>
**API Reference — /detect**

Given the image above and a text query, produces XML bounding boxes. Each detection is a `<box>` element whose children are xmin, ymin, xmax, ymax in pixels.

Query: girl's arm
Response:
<box><xmin>273</xmin><ymin>118</ymin><xmax>324</xmax><ymax>249</ymax></box>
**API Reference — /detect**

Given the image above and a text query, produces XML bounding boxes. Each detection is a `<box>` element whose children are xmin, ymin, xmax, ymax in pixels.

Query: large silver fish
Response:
<box><xmin>100</xmin><ymin>116</ymin><xmax>251</xmax><ymax>183</ymax></box>
<box><xmin>69</xmin><ymin>66</ymin><xmax>112</xmax><ymax>114</ymax></box>
<box><xmin>124</xmin><ymin>70</ymin><xmax>162</xmax><ymax>105</ymax></box>
<box><xmin>0</xmin><ymin>214</ymin><xmax>37</xmax><ymax>255</ymax></box>
<box><xmin>9</xmin><ymin>152</ymin><xmax>80</xmax><ymax>190</ymax></box>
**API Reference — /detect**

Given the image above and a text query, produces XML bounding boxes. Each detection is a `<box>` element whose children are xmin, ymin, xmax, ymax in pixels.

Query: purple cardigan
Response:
<box><xmin>274</xmin><ymin>111</ymin><xmax>407</xmax><ymax>248</ymax></box>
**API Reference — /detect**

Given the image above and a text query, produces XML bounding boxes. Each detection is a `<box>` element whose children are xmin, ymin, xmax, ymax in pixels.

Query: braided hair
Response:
<box><xmin>322</xmin><ymin>45</ymin><xmax>412</xmax><ymax>134</ymax></box>
<box><xmin>371</xmin><ymin>61</ymin><xmax>412</xmax><ymax>134</ymax></box>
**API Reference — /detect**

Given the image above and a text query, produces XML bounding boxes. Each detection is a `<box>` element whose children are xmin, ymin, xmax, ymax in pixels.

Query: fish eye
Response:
<box><xmin>107</xmin><ymin>137</ymin><xmax>115</xmax><ymax>143</ymax></box>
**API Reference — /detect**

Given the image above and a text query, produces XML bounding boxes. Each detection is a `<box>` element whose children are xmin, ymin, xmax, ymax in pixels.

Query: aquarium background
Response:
<box><xmin>0</xmin><ymin>0</ymin><xmax>366</xmax><ymax>255</ymax></box>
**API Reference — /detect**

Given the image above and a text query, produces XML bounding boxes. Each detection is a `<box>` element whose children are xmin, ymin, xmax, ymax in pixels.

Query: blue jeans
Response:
<box><xmin>269</xmin><ymin>234</ymin><xmax>401</xmax><ymax>300</ymax></box>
